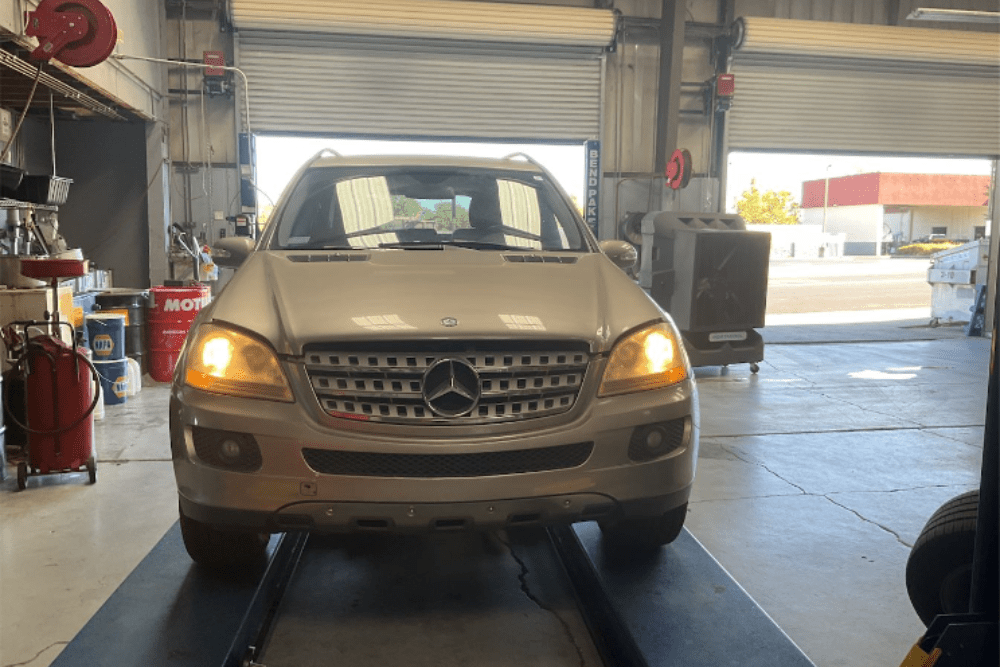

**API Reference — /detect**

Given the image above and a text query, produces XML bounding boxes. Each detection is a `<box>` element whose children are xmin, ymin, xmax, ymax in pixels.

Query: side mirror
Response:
<box><xmin>213</xmin><ymin>236</ymin><xmax>256</xmax><ymax>268</ymax></box>
<box><xmin>599</xmin><ymin>239</ymin><xmax>638</xmax><ymax>271</ymax></box>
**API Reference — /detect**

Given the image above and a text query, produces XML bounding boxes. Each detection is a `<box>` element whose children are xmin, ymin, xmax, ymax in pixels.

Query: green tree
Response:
<box><xmin>735</xmin><ymin>180</ymin><xmax>800</xmax><ymax>225</ymax></box>
<box><xmin>392</xmin><ymin>195</ymin><xmax>423</xmax><ymax>220</ymax></box>
<box><xmin>425</xmin><ymin>201</ymin><xmax>469</xmax><ymax>230</ymax></box>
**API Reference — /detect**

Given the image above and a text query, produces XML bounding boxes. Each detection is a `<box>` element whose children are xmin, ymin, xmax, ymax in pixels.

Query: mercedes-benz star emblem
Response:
<box><xmin>441</xmin><ymin>317</ymin><xmax>459</xmax><ymax>328</ymax></box>
<box><xmin>422</xmin><ymin>358</ymin><xmax>480</xmax><ymax>417</ymax></box>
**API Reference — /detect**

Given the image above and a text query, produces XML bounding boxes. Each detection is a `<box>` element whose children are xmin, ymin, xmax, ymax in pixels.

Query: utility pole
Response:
<box><xmin>822</xmin><ymin>164</ymin><xmax>832</xmax><ymax>234</ymax></box>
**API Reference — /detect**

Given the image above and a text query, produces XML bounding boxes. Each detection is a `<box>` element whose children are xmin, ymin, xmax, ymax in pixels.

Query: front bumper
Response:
<box><xmin>170</xmin><ymin>370</ymin><xmax>699</xmax><ymax>533</ymax></box>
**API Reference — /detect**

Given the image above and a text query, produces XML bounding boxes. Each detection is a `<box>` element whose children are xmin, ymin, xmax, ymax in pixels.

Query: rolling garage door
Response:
<box><xmin>229</xmin><ymin>0</ymin><xmax>616</xmax><ymax>141</ymax></box>
<box><xmin>728</xmin><ymin>18</ymin><xmax>1000</xmax><ymax>156</ymax></box>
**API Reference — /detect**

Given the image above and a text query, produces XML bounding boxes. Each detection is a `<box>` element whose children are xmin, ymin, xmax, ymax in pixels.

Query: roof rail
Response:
<box><xmin>501</xmin><ymin>152</ymin><xmax>546</xmax><ymax>171</ymax></box>
<box><xmin>308</xmin><ymin>148</ymin><xmax>343</xmax><ymax>165</ymax></box>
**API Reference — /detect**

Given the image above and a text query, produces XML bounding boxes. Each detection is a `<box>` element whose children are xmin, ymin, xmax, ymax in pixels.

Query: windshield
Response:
<box><xmin>268</xmin><ymin>166</ymin><xmax>590</xmax><ymax>252</ymax></box>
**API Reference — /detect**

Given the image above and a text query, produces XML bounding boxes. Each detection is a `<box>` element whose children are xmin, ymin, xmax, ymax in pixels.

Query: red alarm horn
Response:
<box><xmin>25</xmin><ymin>0</ymin><xmax>118</xmax><ymax>68</ymax></box>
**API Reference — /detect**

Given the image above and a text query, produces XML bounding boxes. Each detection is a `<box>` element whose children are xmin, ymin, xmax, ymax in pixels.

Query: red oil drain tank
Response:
<box><xmin>25</xmin><ymin>336</ymin><xmax>96</xmax><ymax>476</ymax></box>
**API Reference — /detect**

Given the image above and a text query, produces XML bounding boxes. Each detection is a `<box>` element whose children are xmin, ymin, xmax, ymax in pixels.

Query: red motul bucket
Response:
<box><xmin>147</xmin><ymin>285</ymin><xmax>211</xmax><ymax>383</ymax></box>
<box><xmin>26</xmin><ymin>336</ymin><xmax>95</xmax><ymax>473</ymax></box>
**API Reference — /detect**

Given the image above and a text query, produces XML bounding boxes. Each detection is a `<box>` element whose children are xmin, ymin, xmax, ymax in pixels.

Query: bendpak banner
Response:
<box><xmin>584</xmin><ymin>140</ymin><xmax>600</xmax><ymax>235</ymax></box>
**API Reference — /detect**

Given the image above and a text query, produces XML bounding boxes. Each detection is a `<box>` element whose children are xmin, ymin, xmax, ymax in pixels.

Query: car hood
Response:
<box><xmin>207</xmin><ymin>249</ymin><xmax>665</xmax><ymax>355</ymax></box>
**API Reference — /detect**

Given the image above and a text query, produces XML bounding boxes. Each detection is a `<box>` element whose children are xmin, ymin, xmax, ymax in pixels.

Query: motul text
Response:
<box><xmin>162</xmin><ymin>297</ymin><xmax>211</xmax><ymax>313</ymax></box>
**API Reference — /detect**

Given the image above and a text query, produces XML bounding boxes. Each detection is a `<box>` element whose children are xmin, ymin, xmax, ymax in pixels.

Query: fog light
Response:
<box><xmin>192</xmin><ymin>426</ymin><xmax>262</xmax><ymax>472</ymax></box>
<box><xmin>220</xmin><ymin>439</ymin><xmax>242</xmax><ymax>459</ymax></box>
<box><xmin>627</xmin><ymin>418</ymin><xmax>687</xmax><ymax>463</ymax></box>
<box><xmin>645</xmin><ymin>428</ymin><xmax>665</xmax><ymax>450</ymax></box>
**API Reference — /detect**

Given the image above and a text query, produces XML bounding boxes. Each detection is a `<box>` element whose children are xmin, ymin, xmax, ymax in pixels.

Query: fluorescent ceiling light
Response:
<box><xmin>907</xmin><ymin>8</ymin><xmax>1000</xmax><ymax>23</ymax></box>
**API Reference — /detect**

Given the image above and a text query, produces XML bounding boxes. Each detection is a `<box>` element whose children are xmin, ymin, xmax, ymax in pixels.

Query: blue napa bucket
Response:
<box><xmin>73</xmin><ymin>292</ymin><xmax>98</xmax><ymax>348</ymax></box>
<box><xmin>86</xmin><ymin>313</ymin><xmax>126</xmax><ymax>360</ymax></box>
<box><xmin>93</xmin><ymin>358</ymin><xmax>129</xmax><ymax>406</ymax></box>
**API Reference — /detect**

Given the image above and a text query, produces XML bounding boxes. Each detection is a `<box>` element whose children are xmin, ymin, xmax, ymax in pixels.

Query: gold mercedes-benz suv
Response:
<box><xmin>170</xmin><ymin>153</ymin><xmax>699</xmax><ymax>568</ymax></box>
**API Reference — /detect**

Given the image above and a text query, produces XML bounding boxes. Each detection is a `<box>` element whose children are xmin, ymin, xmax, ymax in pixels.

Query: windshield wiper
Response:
<box><xmin>283</xmin><ymin>244</ymin><xmax>357</xmax><ymax>250</ymax></box>
<box><xmin>377</xmin><ymin>240</ymin><xmax>523</xmax><ymax>251</ymax></box>
<box><xmin>378</xmin><ymin>242</ymin><xmax>445</xmax><ymax>250</ymax></box>
<box><xmin>439</xmin><ymin>240</ymin><xmax>531</xmax><ymax>251</ymax></box>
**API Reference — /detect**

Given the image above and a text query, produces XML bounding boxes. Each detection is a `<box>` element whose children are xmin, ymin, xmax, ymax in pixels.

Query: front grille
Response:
<box><xmin>301</xmin><ymin>442</ymin><xmax>593</xmax><ymax>478</ymax></box>
<box><xmin>303</xmin><ymin>340</ymin><xmax>591</xmax><ymax>424</ymax></box>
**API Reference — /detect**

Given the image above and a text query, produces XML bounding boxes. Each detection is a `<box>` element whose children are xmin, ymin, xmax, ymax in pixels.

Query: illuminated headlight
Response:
<box><xmin>184</xmin><ymin>323</ymin><xmax>293</xmax><ymax>402</ymax></box>
<box><xmin>598</xmin><ymin>323</ymin><xmax>688</xmax><ymax>397</ymax></box>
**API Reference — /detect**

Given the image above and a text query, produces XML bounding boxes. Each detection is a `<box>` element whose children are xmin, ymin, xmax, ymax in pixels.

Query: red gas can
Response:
<box><xmin>147</xmin><ymin>284</ymin><xmax>211</xmax><ymax>383</ymax></box>
<box><xmin>26</xmin><ymin>336</ymin><xmax>95</xmax><ymax>474</ymax></box>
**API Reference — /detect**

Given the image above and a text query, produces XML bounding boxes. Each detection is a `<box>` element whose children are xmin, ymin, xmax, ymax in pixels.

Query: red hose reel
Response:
<box><xmin>665</xmin><ymin>148</ymin><xmax>693</xmax><ymax>191</ymax></box>
<box><xmin>25</xmin><ymin>0</ymin><xmax>118</xmax><ymax>68</ymax></box>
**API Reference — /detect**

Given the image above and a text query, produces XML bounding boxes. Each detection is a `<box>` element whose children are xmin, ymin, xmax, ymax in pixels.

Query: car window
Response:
<box><xmin>270</xmin><ymin>166</ymin><xmax>588</xmax><ymax>252</ymax></box>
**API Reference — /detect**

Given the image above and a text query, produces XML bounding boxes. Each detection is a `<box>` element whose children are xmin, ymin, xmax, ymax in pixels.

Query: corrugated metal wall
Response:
<box><xmin>602</xmin><ymin>39</ymin><xmax>661</xmax><ymax>173</ymax></box>
<box><xmin>734</xmin><ymin>0</ymin><xmax>1000</xmax><ymax>27</ymax></box>
<box><xmin>237</xmin><ymin>33</ymin><xmax>604</xmax><ymax>141</ymax></box>
<box><xmin>729</xmin><ymin>18</ymin><xmax>1000</xmax><ymax>156</ymax></box>
<box><xmin>230</xmin><ymin>0</ymin><xmax>616</xmax><ymax>47</ymax></box>
<box><xmin>231</xmin><ymin>0</ymin><xmax>613</xmax><ymax>141</ymax></box>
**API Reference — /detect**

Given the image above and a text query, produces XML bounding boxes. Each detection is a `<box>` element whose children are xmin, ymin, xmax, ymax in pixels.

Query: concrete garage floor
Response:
<box><xmin>0</xmin><ymin>321</ymin><xmax>989</xmax><ymax>667</ymax></box>
<box><xmin>689</xmin><ymin>323</ymin><xmax>985</xmax><ymax>667</ymax></box>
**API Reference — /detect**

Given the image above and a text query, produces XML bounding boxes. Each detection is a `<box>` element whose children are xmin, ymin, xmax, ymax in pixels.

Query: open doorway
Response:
<box><xmin>725</xmin><ymin>152</ymin><xmax>994</xmax><ymax>332</ymax></box>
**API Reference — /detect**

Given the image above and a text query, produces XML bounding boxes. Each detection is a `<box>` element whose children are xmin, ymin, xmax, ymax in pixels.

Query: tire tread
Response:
<box><xmin>906</xmin><ymin>490</ymin><xmax>979</xmax><ymax>626</ymax></box>
<box><xmin>178</xmin><ymin>503</ymin><xmax>268</xmax><ymax>572</ymax></box>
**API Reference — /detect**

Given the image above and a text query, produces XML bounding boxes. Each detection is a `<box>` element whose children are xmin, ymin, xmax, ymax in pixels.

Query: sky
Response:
<box><xmin>254</xmin><ymin>136</ymin><xmax>994</xmax><ymax>217</ymax></box>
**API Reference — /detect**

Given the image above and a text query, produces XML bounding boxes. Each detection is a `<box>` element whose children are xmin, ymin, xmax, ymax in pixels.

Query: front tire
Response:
<box><xmin>179</xmin><ymin>502</ymin><xmax>269</xmax><ymax>572</ymax></box>
<box><xmin>906</xmin><ymin>490</ymin><xmax>978</xmax><ymax>626</ymax></box>
<box><xmin>600</xmin><ymin>502</ymin><xmax>688</xmax><ymax>550</ymax></box>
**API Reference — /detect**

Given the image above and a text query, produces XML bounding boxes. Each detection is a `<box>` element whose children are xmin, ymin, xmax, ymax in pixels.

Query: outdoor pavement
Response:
<box><xmin>763</xmin><ymin>310</ymin><xmax>970</xmax><ymax>344</ymax></box>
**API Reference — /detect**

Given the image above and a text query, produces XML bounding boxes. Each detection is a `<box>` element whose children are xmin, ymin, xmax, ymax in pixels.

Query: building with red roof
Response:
<box><xmin>800</xmin><ymin>173</ymin><xmax>990</xmax><ymax>255</ymax></box>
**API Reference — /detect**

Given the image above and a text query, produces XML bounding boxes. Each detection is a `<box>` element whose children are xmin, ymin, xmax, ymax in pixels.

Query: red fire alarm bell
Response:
<box><xmin>716</xmin><ymin>74</ymin><xmax>735</xmax><ymax>97</ymax></box>
<box><xmin>204</xmin><ymin>51</ymin><xmax>225</xmax><ymax>77</ymax></box>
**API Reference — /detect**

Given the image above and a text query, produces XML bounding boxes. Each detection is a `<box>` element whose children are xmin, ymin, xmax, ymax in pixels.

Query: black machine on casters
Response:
<box><xmin>628</xmin><ymin>211</ymin><xmax>771</xmax><ymax>373</ymax></box>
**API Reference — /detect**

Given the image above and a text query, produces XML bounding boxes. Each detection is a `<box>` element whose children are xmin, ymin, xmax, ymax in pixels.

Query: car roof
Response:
<box><xmin>307</xmin><ymin>153</ymin><xmax>545</xmax><ymax>173</ymax></box>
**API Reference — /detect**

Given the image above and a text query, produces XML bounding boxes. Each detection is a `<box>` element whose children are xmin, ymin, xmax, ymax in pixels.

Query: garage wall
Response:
<box><xmin>604</xmin><ymin>0</ymin><xmax>720</xmax><ymax>177</ymax></box>
<box><xmin>801</xmin><ymin>203</ymin><xmax>884</xmax><ymax>251</ymax></box>
<box><xmin>161</xmin><ymin>0</ymin><xmax>997</xmax><ymax>249</ymax></box>
<box><xmin>821</xmin><ymin>205</ymin><xmax>987</xmax><ymax>245</ymax></box>
<box><xmin>734</xmin><ymin>0</ymin><xmax>1000</xmax><ymax>28</ymax></box>
<box><xmin>167</xmin><ymin>17</ymin><xmax>237</xmax><ymax>165</ymax></box>
<box><xmin>0</xmin><ymin>0</ymin><xmax>170</xmax><ymax>286</ymax></box>
<box><xmin>165</xmin><ymin>13</ymin><xmax>242</xmax><ymax>249</ymax></box>
<box><xmin>728</xmin><ymin>18</ymin><xmax>1000</xmax><ymax>156</ymax></box>
<box><xmin>734</xmin><ymin>0</ymin><xmax>891</xmax><ymax>24</ymax></box>
<box><xmin>238</xmin><ymin>33</ymin><xmax>604</xmax><ymax>140</ymax></box>
<box><xmin>0</xmin><ymin>0</ymin><xmax>164</xmax><ymax>119</ymax></box>
<box><xmin>883</xmin><ymin>209</ymin><xmax>912</xmax><ymax>243</ymax></box>
<box><xmin>600</xmin><ymin>0</ymin><xmax>723</xmax><ymax>232</ymax></box>
<box><xmin>602</xmin><ymin>0</ymin><xmax>1000</xmax><ymax>235</ymax></box>
<box><xmin>911</xmin><ymin>206</ymin><xmax>989</xmax><ymax>240</ymax></box>
<box><xmin>54</xmin><ymin>119</ymin><xmax>152</xmax><ymax>288</ymax></box>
